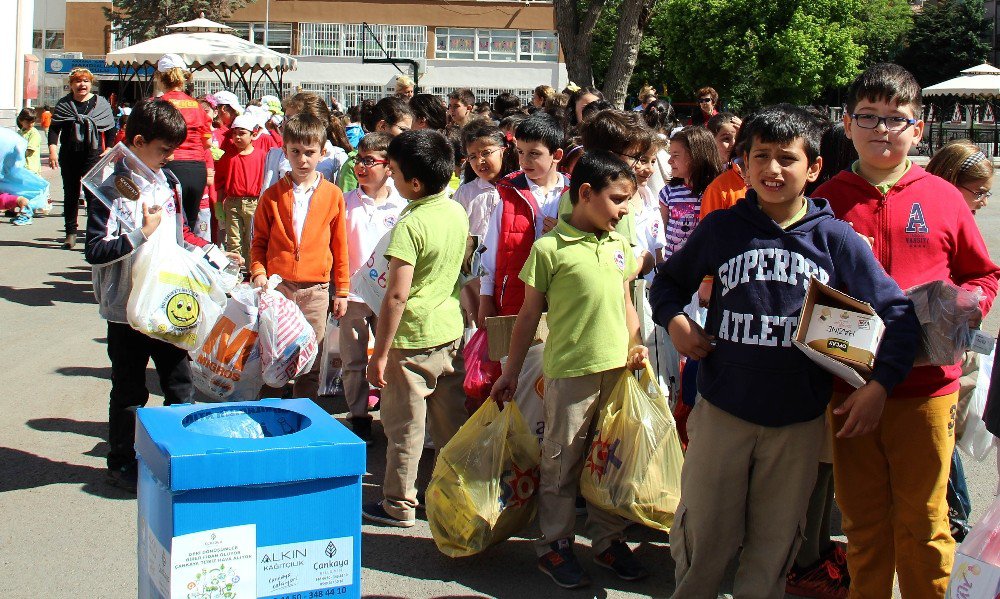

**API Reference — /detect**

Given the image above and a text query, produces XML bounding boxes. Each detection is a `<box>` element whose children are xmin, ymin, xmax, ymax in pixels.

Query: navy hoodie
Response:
<box><xmin>650</xmin><ymin>192</ymin><xmax>919</xmax><ymax>427</ymax></box>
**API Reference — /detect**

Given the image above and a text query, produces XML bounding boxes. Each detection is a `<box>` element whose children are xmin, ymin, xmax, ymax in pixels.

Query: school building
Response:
<box><xmin>34</xmin><ymin>0</ymin><xmax>568</xmax><ymax>109</ymax></box>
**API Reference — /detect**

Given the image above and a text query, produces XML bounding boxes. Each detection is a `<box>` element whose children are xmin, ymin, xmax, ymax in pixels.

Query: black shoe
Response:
<box><xmin>593</xmin><ymin>540</ymin><xmax>649</xmax><ymax>581</ymax></box>
<box><xmin>538</xmin><ymin>539</ymin><xmax>590</xmax><ymax>589</ymax></box>
<box><xmin>362</xmin><ymin>501</ymin><xmax>415</xmax><ymax>528</ymax></box>
<box><xmin>105</xmin><ymin>463</ymin><xmax>138</xmax><ymax>494</ymax></box>
<box><xmin>416</xmin><ymin>490</ymin><xmax>426</xmax><ymax>512</ymax></box>
<box><xmin>62</xmin><ymin>232</ymin><xmax>76</xmax><ymax>249</ymax></box>
<box><xmin>350</xmin><ymin>417</ymin><xmax>374</xmax><ymax>446</ymax></box>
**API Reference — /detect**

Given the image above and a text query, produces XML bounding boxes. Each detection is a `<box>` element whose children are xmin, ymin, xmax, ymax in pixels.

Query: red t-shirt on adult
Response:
<box><xmin>161</xmin><ymin>90</ymin><xmax>212</xmax><ymax>163</ymax></box>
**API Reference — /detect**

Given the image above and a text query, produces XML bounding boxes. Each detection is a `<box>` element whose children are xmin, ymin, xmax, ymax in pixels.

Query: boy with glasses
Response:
<box><xmin>341</xmin><ymin>132</ymin><xmax>405</xmax><ymax>443</ymax></box>
<box><xmin>815</xmin><ymin>63</ymin><xmax>1000</xmax><ymax>597</ymax></box>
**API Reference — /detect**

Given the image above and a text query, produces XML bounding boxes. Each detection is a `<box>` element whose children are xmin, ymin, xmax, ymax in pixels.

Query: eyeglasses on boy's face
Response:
<box><xmin>850</xmin><ymin>113</ymin><xmax>916</xmax><ymax>131</ymax></box>
<box><xmin>357</xmin><ymin>157</ymin><xmax>389</xmax><ymax>168</ymax></box>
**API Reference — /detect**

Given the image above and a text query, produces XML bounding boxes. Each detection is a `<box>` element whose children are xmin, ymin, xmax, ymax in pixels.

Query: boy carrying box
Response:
<box><xmin>250</xmin><ymin>113</ymin><xmax>350</xmax><ymax>401</ymax></box>
<box><xmin>651</xmin><ymin>104</ymin><xmax>919</xmax><ymax>597</ymax></box>
<box><xmin>362</xmin><ymin>130</ymin><xmax>470</xmax><ymax>528</ymax></box>
<box><xmin>341</xmin><ymin>132</ymin><xmax>405</xmax><ymax>443</ymax></box>
<box><xmin>814</xmin><ymin>63</ymin><xmax>1000</xmax><ymax>597</ymax></box>
<box><xmin>492</xmin><ymin>151</ymin><xmax>649</xmax><ymax>590</ymax></box>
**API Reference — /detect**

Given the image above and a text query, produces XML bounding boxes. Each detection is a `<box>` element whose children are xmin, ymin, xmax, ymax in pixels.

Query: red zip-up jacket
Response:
<box><xmin>815</xmin><ymin>164</ymin><xmax>999</xmax><ymax>398</ymax></box>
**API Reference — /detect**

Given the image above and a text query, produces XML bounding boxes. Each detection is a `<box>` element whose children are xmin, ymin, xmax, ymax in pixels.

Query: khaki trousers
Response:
<box><xmin>224</xmin><ymin>195</ymin><xmax>257</xmax><ymax>269</ymax></box>
<box><xmin>831</xmin><ymin>392</ymin><xmax>957</xmax><ymax>599</ymax></box>
<box><xmin>381</xmin><ymin>339</ymin><xmax>467</xmax><ymax>521</ymax></box>
<box><xmin>671</xmin><ymin>399</ymin><xmax>824</xmax><ymax>599</ymax></box>
<box><xmin>259</xmin><ymin>280</ymin><xmax>329</xmax><ymax>401</ymax></box>
<box><xmin>536</xmin><ymin>369</ymin><xmax>630</xmax><ymax>556</ymax></box>
<box><xmin>339</xmin><ymin>300</ymin><xmax>377</xmax><ymax>419</ymax></box>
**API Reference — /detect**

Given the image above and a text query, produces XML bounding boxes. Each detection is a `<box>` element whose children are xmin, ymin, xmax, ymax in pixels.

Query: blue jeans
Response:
<box><xmin>947</xmin><ymin>447</ymin><xmax>971</xmax><ymax>541</ymax></box>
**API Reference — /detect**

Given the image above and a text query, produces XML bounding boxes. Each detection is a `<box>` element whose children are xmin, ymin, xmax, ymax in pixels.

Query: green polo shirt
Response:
<box><xmin>520</xmin><ymin>218</ymin><xmax>637</xmax><ymax>379</ymax></box>
<box><xmin>558</xmin><ymin>189</ymin><xmax>637</xmax><ymax>246</ymax></box>
<box><xmin>385</xmin><ymin>190</ymin><xmax>470</xmax><ymax>349</ymax></box>
<box><xmin>851</xmin><ymin>159</ymin><xmax>911</xmax><ymax>195</ymax></box>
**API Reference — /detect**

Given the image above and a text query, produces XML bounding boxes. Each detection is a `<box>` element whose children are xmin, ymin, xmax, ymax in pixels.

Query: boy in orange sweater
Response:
<box><xmin>250</xmin><ymin>113</ymin><xmax>350</xmax><ymax>400</ymax></box>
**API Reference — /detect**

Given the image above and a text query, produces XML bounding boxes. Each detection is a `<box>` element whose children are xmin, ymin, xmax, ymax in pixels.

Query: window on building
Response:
<box><xmin>435</xmin><ymin>28</ymin><xmax>558</xmax><ymax>62</ymax></box>
<box><xmin>431</xmin><ymin>86</ymin><xmax>534</xmax><ymax>105</ymax></box>
<box><xmin>298</xmin><ymin>23</ymin><xmax>427</xmax><ymax>59</ymax></box>
<box><xmin>33</xmin><ymin>29</ymin><xmax>64</xmax><ymax>50</ymax></box>
<box><xmin>228</xmin><ymin>22</ymin><xmax>294</xmax><ymax>54</ymax></box>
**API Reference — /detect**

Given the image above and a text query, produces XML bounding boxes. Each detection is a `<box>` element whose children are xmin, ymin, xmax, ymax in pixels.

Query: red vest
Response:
<box><xmin>494</xmin><ymin>172</ymin><xmax>540</xmax><ymax>316</ymax></box>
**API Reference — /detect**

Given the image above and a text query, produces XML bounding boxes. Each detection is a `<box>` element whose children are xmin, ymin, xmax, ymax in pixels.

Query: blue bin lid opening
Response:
<box><xmin>182</xmin><ymin>406</ymin><xmax>311</xmax><ymax>439</ymax></box>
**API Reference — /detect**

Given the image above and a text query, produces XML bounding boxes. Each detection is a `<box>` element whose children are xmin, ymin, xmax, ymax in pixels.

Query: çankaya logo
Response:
<box><xmin>325</xmin><ymin>541</ymin><xmax>337</xmax><ymax>559</ymax></box>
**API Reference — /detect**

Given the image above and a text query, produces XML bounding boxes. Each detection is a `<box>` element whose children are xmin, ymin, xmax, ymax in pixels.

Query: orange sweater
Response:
<box><xmin>250</xmin><ymin>175</ymin><xmax>350</xmax><ymax>295</ymax></box>
<box><xmin>699</xmin><ymin>163</ymin><xmax>748</xmax><ymax>219</ymax></box>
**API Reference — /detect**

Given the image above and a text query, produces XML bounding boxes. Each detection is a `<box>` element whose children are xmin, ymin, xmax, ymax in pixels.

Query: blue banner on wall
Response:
<box><xmin>45</xmin><ymin>57</ymin><xmax>153</xmax><ymax>76</ymax></box>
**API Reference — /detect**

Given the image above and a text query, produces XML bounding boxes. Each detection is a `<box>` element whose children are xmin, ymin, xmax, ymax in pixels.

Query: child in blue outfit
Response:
<box><xmin>650</xmin><ymin>104</ymin><xmax>920</xmax><ymax>597</ymax></box>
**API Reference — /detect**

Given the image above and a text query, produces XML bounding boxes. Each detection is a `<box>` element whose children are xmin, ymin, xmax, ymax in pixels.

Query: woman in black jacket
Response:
<box><xmin>47</xmin><ymin>68</ymin><xmax>116</xmax><ymax>249</ymax></box>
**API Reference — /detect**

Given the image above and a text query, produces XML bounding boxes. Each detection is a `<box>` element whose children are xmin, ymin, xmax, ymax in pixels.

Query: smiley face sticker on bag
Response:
<box><xmin>165</xmin><ymin>290</ymin><xmax>200</xmax><ymax>329</ymax></box>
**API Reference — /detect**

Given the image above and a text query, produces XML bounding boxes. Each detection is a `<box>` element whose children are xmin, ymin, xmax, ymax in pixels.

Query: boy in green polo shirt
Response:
<box><xmin>492</xmin><ymin>151</ymin><xmax>649</xmax><ymax>589</ymax></box>
<box><xmin>363</xmin><ymin>130</ymin><xmax>471</xmax><ymax>528</ymax></box>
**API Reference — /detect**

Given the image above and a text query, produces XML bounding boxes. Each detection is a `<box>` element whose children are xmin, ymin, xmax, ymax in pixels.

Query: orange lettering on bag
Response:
<box><xmin>202</xmin><ymin>317</ymin><xmax>258</xmax><ymax>370</ymax></box>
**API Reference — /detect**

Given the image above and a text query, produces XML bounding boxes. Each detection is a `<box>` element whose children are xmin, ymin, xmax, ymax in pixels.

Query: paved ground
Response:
<box><xmin>0</xmin><ymin>165</ymin><xmax>998</xmax><ymax>598</ymax></box>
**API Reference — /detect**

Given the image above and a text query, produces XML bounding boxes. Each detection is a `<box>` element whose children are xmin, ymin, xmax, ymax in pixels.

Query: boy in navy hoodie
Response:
<box><xmin>650</xmin><ymin>104</ymin><xmax>919</xmax><ymax>597</ymax></box>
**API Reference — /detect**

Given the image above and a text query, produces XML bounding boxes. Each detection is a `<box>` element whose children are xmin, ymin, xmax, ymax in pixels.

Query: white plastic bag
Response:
<box><xmin>958</xmin><ymin>347</ymin><xmax>997</xmax><ymax>461</ymax></box>
<box><xmin>318</xmin><ymin>315</ymin><xmax>344</xmax><ymax>396</ymax></box>
<box><xmin>504</xmin><ymin>343</ymin><xmax>545</xmax><ymax>442</ymax></box>
<box><xmin>349</xmin><ymin>229</ymin><xmax>392</xmax><ymax>313</ymax></box>
<box><xmin>126</xmin><ymin>197</ymin><xmax>226</xmax><ymax>352</ymax></box>
<box><xmin>258</xmin><ymin>277</ymin><xmax>318</xmax><ymax>388</ymax></box>
<box><xmin>191</xmin><ymin>284</ymin><xmax>263</xmax><ymax>401</ymax></box>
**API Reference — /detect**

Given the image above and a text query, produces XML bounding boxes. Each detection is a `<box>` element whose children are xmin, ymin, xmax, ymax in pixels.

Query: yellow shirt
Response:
<box><xmin>520</xmin><ymin>218</ymin><xmax>637</xmax><ymax>379</ymax></box>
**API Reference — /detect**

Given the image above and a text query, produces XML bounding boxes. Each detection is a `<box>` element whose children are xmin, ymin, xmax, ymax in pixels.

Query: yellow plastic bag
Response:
<box><xmin>580</xmin><ymin>362</ymin><xmax>684</xmax><ymax>531</ymax></box>
<box><xmin>426</xmin><ymin>400</ymin><xmax>541</xmax><ymax>557</ymax></box>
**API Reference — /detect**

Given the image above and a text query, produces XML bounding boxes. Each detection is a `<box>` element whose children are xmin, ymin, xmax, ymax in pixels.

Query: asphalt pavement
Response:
<box><xmin>0</xmin><ymin>165</ymin><xmax>997</xmax><ymax>598</ymax></box>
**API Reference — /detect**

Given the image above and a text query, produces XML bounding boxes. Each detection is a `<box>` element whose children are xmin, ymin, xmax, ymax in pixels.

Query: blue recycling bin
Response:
<box><xmin>135</xmin><ymin>398</ymin><xmax>365</xmax><ymax>599</ymax></box>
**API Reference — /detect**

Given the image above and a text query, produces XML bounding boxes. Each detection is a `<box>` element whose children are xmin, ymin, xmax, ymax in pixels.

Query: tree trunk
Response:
<box><xmin>553</xmin><ymin>0</ymin><xmax>608</xmax><ymax>88</ymax></box>
<box><xmin>602</xmin><ymin>0</ymin><xmax>657</xmax><ymax>108</ymax></box>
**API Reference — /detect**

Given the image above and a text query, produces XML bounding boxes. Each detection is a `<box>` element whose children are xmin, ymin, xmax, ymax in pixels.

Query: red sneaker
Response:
<box><xmin>824</xmin><ymin>542</ymin><xmax>851</xmax><ymax>585</ymax></box>
<box><xmin>785</xmin><ymin>558</ymin><xmax>849</xmax><ymax>599</ymax></box>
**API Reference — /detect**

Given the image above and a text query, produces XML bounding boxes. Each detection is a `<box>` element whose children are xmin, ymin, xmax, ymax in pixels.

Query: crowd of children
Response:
<box><xmin>46</xmin><ymin>54</ymin><xmax>999</xmax><ymax>597</ymax></box>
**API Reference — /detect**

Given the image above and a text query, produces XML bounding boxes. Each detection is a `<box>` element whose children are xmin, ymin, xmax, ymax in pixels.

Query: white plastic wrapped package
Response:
<box><xmin>126</xmin><ymin>202</ymin><xmax>227</xmax><ymax>352</ymax></box>
<box><xmin>502</xmin><ymin>343</ymin><xmax>546</xmax><ymax>442</ymax></box>
<box><xmin>318</xmin><ymin>315</ymin><xmax>344</xmax><ymax>396</ymax></box>
<box><xmin>191</xmin><ymin>284</ymin><xmax>264</xmax><ymax>401</ymax></box>
<box><xmin>958</xmin><ymin>347</ymin><xmax>997</xmax><ymax>461</ymax></box>
<box><xmin>258</xmin><ymin>278</ymin><xmax>318</xmax><ymax>388</ymax></box>
<box><xmin>906</xmin><ymin>280</ymin><xmax>984</xmax><ymax>366</ymax></box>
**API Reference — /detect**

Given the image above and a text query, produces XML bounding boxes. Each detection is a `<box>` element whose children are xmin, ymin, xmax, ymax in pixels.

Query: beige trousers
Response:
<box><xmin>339</xmin><ymin>300</ymin><xmax>377</xmax><ymax>419</ymax></box>
<box><xmin>536</xmin><ymin>369</ymin><xmax>630</xmax><ymax>556</ymax></box>
<box><xmin>381</xmin><ymin>339</ymin><xmax>467</xmax><ymax>521</ymax></box>
<box><xmin>671</xmin><ymin>399</ymin><xmax>824</xmax><ymax>599</ymax></box>
<box><xmin>223</xmin><ymin>195</ymin><xmax>257</xmax><ymax>269</ymax></box>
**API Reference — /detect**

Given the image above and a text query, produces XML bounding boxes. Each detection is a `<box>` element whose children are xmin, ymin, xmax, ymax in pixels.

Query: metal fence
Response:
<box><xmin>923</xmin><ymin>102</ymin><xmax>1000</xmax><ymax>157</ymax></box>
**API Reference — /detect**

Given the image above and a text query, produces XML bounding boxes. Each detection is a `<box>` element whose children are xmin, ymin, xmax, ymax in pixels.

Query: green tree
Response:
<box><xmin>105</xmin><ymin>0</ymin><xmax>249</xmax><ymax>45</ymax></box>
<box><xmin>592</xmin><ymin>0</ymin><xmax>671</xmax><ymax>104</ymax></box>
<box><xmin>857</xmin><ymin>0</ymin><xmax>913</xmax><ymax>64</ymax></box>
<box><xmin>897</xmin><ymin>0</ymin><xmax>992</xmax><ymax>88</ymax></box>
<box><xmin>657</xmin><ymin>0</ymin><xmax>873</xmax><ymax>111</ymax></box>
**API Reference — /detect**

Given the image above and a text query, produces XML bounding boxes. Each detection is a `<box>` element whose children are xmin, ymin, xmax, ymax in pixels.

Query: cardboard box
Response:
<box><xmin>793</xmin><ymin>278</ymin><xmax>885</xmax><ymax>388</ymax></box>
<box><xmin>485</xmin><ymin>314</ymin><xmax>548</xmax><ymax>361</ymax></box>
<box><xmin>947</xmin><ymin>553</ymin><xmax>1000</xmax><ymax>598</ymax></box>
<box><xmin>135</xmin><ymin>398</ymin><xmax>365</xmax><ymax>599</ymax></box>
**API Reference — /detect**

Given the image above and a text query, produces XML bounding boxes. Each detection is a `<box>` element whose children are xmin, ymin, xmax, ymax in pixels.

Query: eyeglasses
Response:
<box><xmin>698</xmin><ymin>98</ymin><xmax>713</xmax><ymax>104</ymax></box>
<box><xmin>469</xmin><ymin>147</ymin><xmax>503</xmax><ymax>161</ymax></box>
<box><xmin>357</xmin><ymin>157</ymin><xmax>389</xmax><ymax>168</ymax></box>
<box><xmin>615</xmin><ymin>152</ymin><xmax>655</xmax><ymax>169</ymax></box>
<box><xmin>850</xmin><ymin>113</ymin><xmax>916</xmax><ymax>131</ymax></box>
<box><xmin>962</xmin><ymin>186</ymin><xmax>992</xmax><ymax>201</ymax></box>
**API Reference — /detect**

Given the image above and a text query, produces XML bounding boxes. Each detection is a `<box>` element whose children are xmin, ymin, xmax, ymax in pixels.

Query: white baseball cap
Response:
<box><xmin>231</xmin><ymin>114</ymin><xmax>259</xmax><ymax>132</ymax></box>
<box><xmin>156</xmin><ymin>53</ymin><xmax>188</xmax><ymax>72</ymax></box>
<box><xmin>213</xmin><ymin>90</ymin><xmax>244</xmax><ymax>114</ymax></box>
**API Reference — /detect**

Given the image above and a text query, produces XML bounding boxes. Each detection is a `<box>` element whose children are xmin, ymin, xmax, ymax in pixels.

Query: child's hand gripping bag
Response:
<box><xmin>426</xmin><ymin>400</ymin><xmax>541</xmax><ymax>557</ymax></box>
<box><xmin>191</xmin><ymin>283</ymin><xmax>264</xmax><ymax>401</ymax></box>
<box><xmin>257</xmin><ymin>276</ymin><xmax>319</xmax><ymax>388</ymax></box>
<box><xmin>580</xmin><ymin>362</ymin><xmax>684</xmax><ymax>532</ymax></box>
<box><xmin>463</xmin><ymin>328</ymin><xmax>503</xmax><ymax>413</ymax></box>
<box><xmin>126</xmin><ymin>199</ymin><xmax>227</xmax><ymax>352</ymax></box>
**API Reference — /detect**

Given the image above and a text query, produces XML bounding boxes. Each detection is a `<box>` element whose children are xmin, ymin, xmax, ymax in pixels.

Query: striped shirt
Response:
<box><xmin>658</xmin><ymin>183</ymin><xmax>700</xmax><ymax>258</ymax></box>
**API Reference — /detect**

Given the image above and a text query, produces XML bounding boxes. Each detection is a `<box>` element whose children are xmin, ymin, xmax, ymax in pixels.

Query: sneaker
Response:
<box><xmin>416</xmin><ymin>490</ymin><xmax>426</xmax><ymax>512</ymax></box>
<box><xmin>593</xmin><ymin>540</ymin><xmax>649</xmax><ymax>581</ymax></box>
<box><xmin>362</xmin><ymin>501</ymin><xmax>415</xmax><ymax>528</ymax></box>
<box><xmin>12</xmin><ymin>210</ymin><xmax>32</xmax><ymax>226</ymax></box>
<box><xmin>785</xmin><ymin>557</ymin><xmax>848</xmax><ymax>599</ymax></box>
<box><xmin>62</xmin><ymin>232</ymin><xmax>76</xmax><ymax>249</ymax></box>
<box><xmin>824</xmin><ymin>542</ymin><xmax>851</xmax><ymax>585</ymax></box>
<box><xmin>105</xmin><ymin>463</ymin><xmax>138</xmax><ymax>494</ymax></box>
<box><xmin>350</xmin><ymin>417</ymin><xmax>374</xmax><ymax>446</ymax></box>
<box><xmin>538</xmin><ymin>539</ymin><xmax>590</xmax><ymax>589</ymax></box>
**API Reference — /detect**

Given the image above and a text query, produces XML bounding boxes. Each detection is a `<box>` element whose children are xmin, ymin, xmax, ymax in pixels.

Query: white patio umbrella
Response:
<box><xmin>923</xmin><ymin>63</ymin><xmax>1000</xmax><ymax>98</ymax></box>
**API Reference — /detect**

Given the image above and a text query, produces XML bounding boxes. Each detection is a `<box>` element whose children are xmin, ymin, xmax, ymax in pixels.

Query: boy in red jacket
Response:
<box><xmin>814</xmin><ymin>63</ymin><xmax>1000</xmax><ymax>597</ymax></box>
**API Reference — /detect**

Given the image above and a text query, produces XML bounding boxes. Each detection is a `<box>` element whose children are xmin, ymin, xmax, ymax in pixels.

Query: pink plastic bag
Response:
<box><xmin>463</xmin><ymin>329</ymin><xmax>502</xmax><ymax>413</ymax></box>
